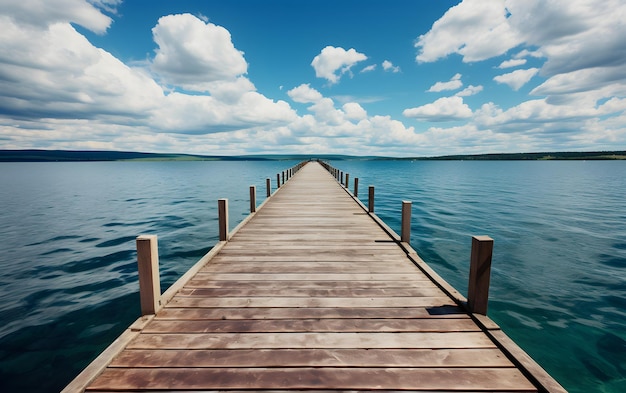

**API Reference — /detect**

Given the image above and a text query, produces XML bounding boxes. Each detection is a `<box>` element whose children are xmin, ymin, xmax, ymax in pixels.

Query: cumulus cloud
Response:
<box><xmin>403</xmin><ymin>96</ymin><xmax>473</xmax><ymax>121</ymax></box>
<box><xmin>342</xmin><ymin>102</ymin><xmax>367</xmax><ymax>121</ymax></box>
<box><xmin>382</xmin><ymin>60</ymin><xmax>400</xmax><ymax>73</ymax></box>
<box><xmin>427</xmin><ymin>73</ymin><xmax>463</xmax><ymax>92</ymax></box>
<box><xmin>0</xmin><ymin>8</ymin><xmax>296</xmax><ymax>138</ymax></box>
<box><xmin>455</xmin><ymin>85</ymin><xmax>483</xmax><ymax>97</ymax></box>
<box><xmin>532</xmin><ymin>67</ymin><xmax>626</xmax><ymax>98</ymax></box>
<box><xmin>498</xmin><ymin>58</ymin><xmax>527</xmax><ymax>68</ymax></box>
<box><xmin>494</xmin><ymin>68</ymin><xmax>539</xmax><ymax>91</ymax></box>
<box><xmin>154</xmin><ymin>92</ymin><xmax>296</xmax><ymax>134</ymax></box>
<box><xmin>2</xmin><ymin>0</ymin><xmax>624</xmax><ymax>157</ymax></box>
<box><xmin>282</xmin><ymin>86</ymin><xmax>424</xmax><ymax>152</ymax></box>
<box><xmin>416</xmin><ymin>0</ymin><xmax>626</xmax><ymax>104</ymax></box>
<box><xmin>287</xmin><ymin>84</ymin><xmax>324</xmax><ymax>103</ymax></box>
<box><xmin>0</xmin><ymin>0</ymin><xmax>115</xmax><ymax>33</ymax></box>
<box><xmin>415</xmin><ymin>0</ymin><xmax>522</xmax><ymax>63</ymax></box>
<box><xmin>151</xmin><ymin>14</ymin><xmax>248</xmax><ymax>92</ymax></box>
<box><xmin>311</xmin><ymin>46</ymin><xmax>367</xmax><ymax>84</ymax></box>
<box><xmin>0</xmin><ymin>17</ymin><xmax>163</xmax><ymax>121</ymax></box>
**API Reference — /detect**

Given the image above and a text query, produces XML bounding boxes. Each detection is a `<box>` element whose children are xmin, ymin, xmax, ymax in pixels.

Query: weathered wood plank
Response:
<box><xmin>142</xmin><ymin>318</ymin><xmax>480</xmax><ymax>333</ymax></box>
<box><xmin>190</xmin><ymin>273</ymin><xmax>430</xmax><ymax>281</ymax></box>
<box><xmin>87</xmin><ymin>368</ymin><xmax>537</xmax><ymax>391</ymax></box>
<box><xmin>109</xmin><ymin>348</ymin><xmax>513</xmax><ymax>368</ymax></box>
<box><xmin>184</xmin><ymin>279</ymin><xmax>435</xmax><ymax>289</ymax></box>
<box><xmin>166</xmin><ymin>296</ymin><xmax>457</xmax><ymax>308</ymax></box>
<box><xmin>201</xmin><ymin>262</ymin><xmax>419</xmax><ymax>274</ymax></box>
<box><xmin>157</xmin><ymin>306</ymin><xmax>468</xmax><ymax>320</ymax></box>
<box><xmin>175</xmin><ymin>286</ymin><xmax>443</xmax><ymax>297</ymax></box>
<box><xmin>127</xmin><ymin>332</ymin><xmax>496</xmax><ymax>349</ymax></box>
<box><xmin>73</xmin><ymin>161</ymin><xmax>554</xmax><ymax>393</ymax></box>
<box><xmin>207</xmin><ymin>254</ymin><xmax>416</xmax><ymax>262</ymax></box>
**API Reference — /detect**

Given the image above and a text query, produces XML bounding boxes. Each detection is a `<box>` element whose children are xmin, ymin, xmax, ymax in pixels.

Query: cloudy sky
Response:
<box><xmin>1</xmin><ymin>0</ymin><xmax>625</xmax><ymax>157</ymax></box>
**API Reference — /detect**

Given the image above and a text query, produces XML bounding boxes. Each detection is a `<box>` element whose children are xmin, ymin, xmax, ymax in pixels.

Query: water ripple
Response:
<box><xmin>1</xmin><ymin>160</ymin><xmax>624</xmax><ymax>393</ymax></box>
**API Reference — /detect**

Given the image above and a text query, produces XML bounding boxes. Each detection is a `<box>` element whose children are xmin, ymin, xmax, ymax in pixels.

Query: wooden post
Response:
<box><xmin>282</xmin><ymin>171</ymin><xmax>285</xmax><ymax>185</ymax></box>
<box><xmin>136</xmin><ymin>235</ymin><xmax>161</xmax><ymax>316</ymax></box>
<box><xmin>249</xmin><ymin>185</ymin><xmax>256</xmax><ymax>213</ymax></box>
<box><xmin>218</xmin><ymin>198</ymin><xmax>229</xmax><ymax>241</ymax></box>
<box><xmin>401</xmin><ymin>201</ymin><xmax>412</xmax><ymax>243</ymax></box>
<box><xmin>345</xmin><ymin>173</ymin><xmax>349</xmax><ymax>188</ymax></box>
<box><xmin>368</xmin><ymin>186</ymin><xmax>375</xmax><ymax>213</ymax></box>
<box><xmin>266</xmin><ymin>178</ymin><xmax>271</xmax><ymax>197</ymax></box>
<box><xmin>340</xmin><ymin>171</ymin><xmax>344</xmax><ymax>184</ymax></box>
<box><xmin>468</xmin><ymin>235</ymin><xmax>494</xmax><ymax>315</ymax></box>
<box><xmin>354</xmin><ymin>178</ymin><xmax>359</xmax><ymax>197</ymax></box>
<box><xmin>276</xmin><ymin>173</ymin><xmax>280</xmax><ymax>189</ymax></box>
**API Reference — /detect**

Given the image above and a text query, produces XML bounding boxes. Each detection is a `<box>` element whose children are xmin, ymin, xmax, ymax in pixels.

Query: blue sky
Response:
<box><xmin>1</xmin><ymin>0</ymin><xmax>625</xmax><ymax>156</ymax></box>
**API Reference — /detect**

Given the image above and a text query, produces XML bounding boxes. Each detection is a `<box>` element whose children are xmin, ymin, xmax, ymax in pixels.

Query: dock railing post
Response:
<box><xmin>249</xmin><ymin>186</ymin><xmax>256</xmax><ymax>213</ymax></box>
<box><xmin>340</xmin><ymin>171</ymin><xmax>344</xmax><ymax>184</ymax></box>
<box><xmin>276</xmin><ymin>173</ymin><xmax>280</xmax><ymax>189</ymax></box>
<box><xmin>354</xmin><ymin>178</ymin><xmax>359</xmax><ymax>197</ymax></box>
<box><xmin>218</xmin><ymin>198</ymin><xmax>229</xmax><ymax>241</ymax></box>
<box><xmin>468</xmin><ymin>235</ymin><xmax>494</xmax><ymax>315</ymax></box>
<box><xmin>345</xmin><ymin>173</ymin><xmax>349</xmax><ymax>188</ymax></box>
<box><xmin>136</xmin><ymin>235</ymin><xmax>161</xmax><ymax>316</ymax></box>
<box><xmin>266</xmin><ymin>178</ymin><xmax>271</xmax><ymax>197</ymax></box>
<box><xmin>401</xmin><ymin>201</ymin><xmax>412</xmax><ymax>243</ymax></box>
<box><xmin>368</xmin><ymin>186</ymin><xmax>375</xmax><ymax>213</ymax></box>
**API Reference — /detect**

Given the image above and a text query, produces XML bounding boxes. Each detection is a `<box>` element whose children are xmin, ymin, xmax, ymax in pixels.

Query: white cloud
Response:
<box><xmin>416</xmin><ymin>0</ymin><xmax>626</xmax><ymax>104</ymax></box>
<box><xmin>153</xmin><ymin>92</ymin><xmax>296</xmax><ymax>134</ymax></box>
<box><xmin>455</xmin><ymin>85</ymin><xmax>483</xmax><ymax>97</ymax></box>
<box><xmin>415</xmin><ymin>0</ymin><xmax>522</xmax><ymax>63</ymax></box>
<box><xmin>342</xmin><ymin>102</ymin><xmax>367</xmax><ymax>121</ymax></box>
<box><xmin>0</xmin><ymin>0</ymin><xmax>114</xmax><ymax>34</ymax></box>
<box><xmin>498</xmin><ymin>58</ymin><xmax>527</xmax><ymax>68</ymax></box>
<box><xmin>0</xmin><ymin>10</ymin><xmax>296</xmax><ymax>138</ymax></box>
<box><xmin>514</xmin><ymin>49</ymin><xmax>543</xmax><ymax>59</ymax></box>
<box><xmin>151</xmin><ymin>14</ymin><xmax>248</xmax><ymax>92</ymax></box>
<box><xmin>287</xmin><ymin>84</ymin><xmax>323</xmax><ymax>104</ymax></box>
<box><xmin>474</xmin><ymin>97</ymin><xmax>626</xmax><ymax>135</ymax></box>
<box><xmin>494</xmin><ymin>68</ymin><xmax>539</xmax><ymax>91</ymax></box>
<box><xmin>311</xmin><ymin>46</ymin><xmax>367</xmax><ymax>84</ymax></box>
<box><xmin>427</xmin><ymin>73</ymin><xmax>463</xmax><ymax>92</ymax></box>
<box><xmin>403</xmin><ymin>96</ymin><xmax>473</xmax><ymax>121</ymax></box>
<box><xmin>0</xmin><ymin>17</ymin><xmax>163</xmax><ymax>121</ymax></box>
<box><xmin>1</xmin><ymin>0</ymin><xmax>624</xmax><ymax>157</ymax></box>
<box><xmin>308</xmin><ymin>98</ymin><xmax>345</xmax><ymax>126</ymax></box>
<box><xmin>382</xmin><ymin>60</ymin><xmax>400</xmax><ymax>73</ymax></box>
<box><xmin>361</xmin><ymin>64</ymin><xmax>377</xmax><ymax>73</ymax></box>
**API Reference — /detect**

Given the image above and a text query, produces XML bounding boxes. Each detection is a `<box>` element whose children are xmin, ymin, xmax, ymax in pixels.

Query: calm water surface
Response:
<box><xmin>0</xmin><ymin>160</ymin><xmax>624</xmax><ymax>392</ymax></box>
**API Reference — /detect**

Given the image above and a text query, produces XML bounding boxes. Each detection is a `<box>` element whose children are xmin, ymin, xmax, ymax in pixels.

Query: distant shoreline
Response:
<box><xmin>0</xmin><ymin>149</ymin><xmax>625</xmax><ymax>162</ymax></box>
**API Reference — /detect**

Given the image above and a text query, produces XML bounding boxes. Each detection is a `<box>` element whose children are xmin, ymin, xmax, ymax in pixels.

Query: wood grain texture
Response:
<box><xmin>78</xmin><ymin>161</ymin><xmax>548</xmax><ymax>392</ymax></box>
<box><xmin>87</xmin><ymin>368</ymin><xmax>537</xmax><ymax>391</ymax></box>
<box><xmin>109</xmin><ymin>348</ymin><xmax>513</xmax><ymax>367</ymax></box>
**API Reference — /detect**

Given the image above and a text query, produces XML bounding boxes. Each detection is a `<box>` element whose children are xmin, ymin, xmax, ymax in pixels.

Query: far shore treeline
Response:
<box><xmin>1</xmin><ymin>149</ymin><xmax>625</xmax><ymax>162</ymax></box>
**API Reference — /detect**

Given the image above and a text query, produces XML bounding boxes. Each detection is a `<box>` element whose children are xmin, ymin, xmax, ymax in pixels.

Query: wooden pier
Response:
<box><xmin>64</xmin><ymin>161</ymin><xmax>565</xmax><ymax>392</ymax></box>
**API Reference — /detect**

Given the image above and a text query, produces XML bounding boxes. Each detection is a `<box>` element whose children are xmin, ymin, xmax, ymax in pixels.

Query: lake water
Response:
<box><xmin>0</xmin><ymin>160</ymin><xmax>624</xmax><ymax>392</ymax></box>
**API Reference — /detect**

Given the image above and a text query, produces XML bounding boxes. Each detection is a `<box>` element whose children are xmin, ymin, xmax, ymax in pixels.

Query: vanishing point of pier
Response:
<box><xmin>64</xmin><ymin>161</ymin><xmax>565</xmax><ymax>392</ymax></box>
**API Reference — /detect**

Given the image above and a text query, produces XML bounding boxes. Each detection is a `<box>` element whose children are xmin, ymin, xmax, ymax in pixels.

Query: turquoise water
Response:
<box><xmin>0</xmin><ymin>160</ymin><xmax>624</xmax><ymax>392</ymax></box>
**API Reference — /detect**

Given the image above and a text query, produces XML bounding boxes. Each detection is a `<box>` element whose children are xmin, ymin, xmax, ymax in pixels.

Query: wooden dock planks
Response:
<box><xmin>81</xmin><ymin>161</ymin><xmax>541</xmax><ymax>392</ymax></box>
